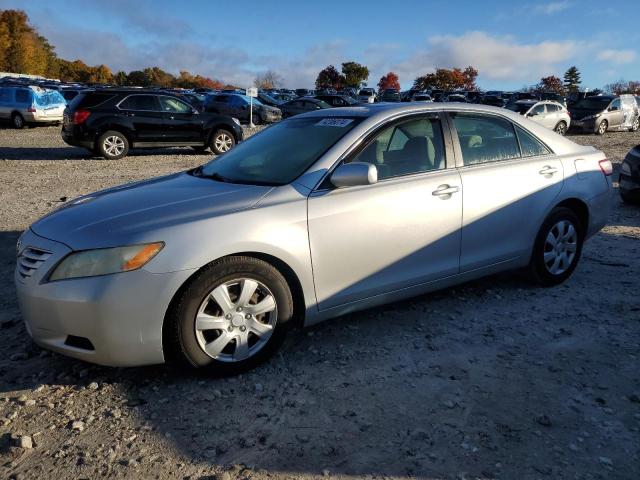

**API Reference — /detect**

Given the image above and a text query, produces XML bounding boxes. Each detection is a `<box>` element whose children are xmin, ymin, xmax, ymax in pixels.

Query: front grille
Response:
<box><xmin>17</xmin><ymin>247</ymin><xmax>52</xmax><ymax>280</ymax></box>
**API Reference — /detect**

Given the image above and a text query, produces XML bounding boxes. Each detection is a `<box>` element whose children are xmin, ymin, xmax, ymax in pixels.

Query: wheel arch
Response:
<box><xmin>161</xmin><ymin>251</ymin><xmax>307</xmax><ymax>363</ymax></box>
<box><xmin>206</xmin><ymin>123</ymin><xmax>239</xmax><ymax>144</ymax></box>
<box><xmin>554</xmin><ymin>197</ymin><xmax>589</xmax><ymax>234</ymax></box>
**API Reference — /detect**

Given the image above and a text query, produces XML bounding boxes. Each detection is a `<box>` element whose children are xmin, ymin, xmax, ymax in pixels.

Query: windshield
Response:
<box><xmin>506</xmin><ymin>103</ymin><xmax>532</xmax><ymax>114</ymax></box>
<box><xmin>196</xmin><ymin>116</ymin><xmax>362</xmax><ymax>185</ymax></box>
<box><xmin>573</xmin><ymin>98</ymin><xmax>612</xmax><ymax>110</ymax></box>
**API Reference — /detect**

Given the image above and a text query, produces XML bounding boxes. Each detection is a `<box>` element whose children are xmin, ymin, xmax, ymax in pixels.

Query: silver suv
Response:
<box><xmin>569</xmin><ymin>94</ymin><xmax>640</xmax><ymax>135</ymax></box>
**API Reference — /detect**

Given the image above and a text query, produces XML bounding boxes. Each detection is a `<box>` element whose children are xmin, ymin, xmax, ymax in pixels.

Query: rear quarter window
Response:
<box><xmin>15</xmin><ymin>90</ymin><xmax>31</xmax><ymax>104</ymax></box>
<box><xmin>76</xmin><ymin>93</ymin><xmax>117</xmax><ymax>109</ymax></box>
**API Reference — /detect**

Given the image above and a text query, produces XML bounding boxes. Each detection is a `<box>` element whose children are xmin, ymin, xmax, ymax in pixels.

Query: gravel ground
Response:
<box><xmin>0</xmin><ymin>125</ymin><xmax>639</xmax><ymax>480</ymax></box>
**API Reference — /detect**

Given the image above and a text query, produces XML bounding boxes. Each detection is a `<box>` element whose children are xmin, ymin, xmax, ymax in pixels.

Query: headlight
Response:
<box><xmin>49</xmin><ymin>242</ymin><xmax>164</xmax><ymax>281</ymax></box>
<box><xmin>231</xmin><ymin>117</ymin><xmax>241</xmax><ymax>126</ymax></box>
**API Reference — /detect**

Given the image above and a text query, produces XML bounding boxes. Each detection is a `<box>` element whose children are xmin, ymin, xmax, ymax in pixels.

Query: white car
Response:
<box><xmin>358</xmin><ymin>88</ymin><xmax>376</xmax><ymax>104</ymax></box>
<box><xmin>507</xmin><ymin>100</ymin><xmax>571</xmax><ymax>135</ymax></box>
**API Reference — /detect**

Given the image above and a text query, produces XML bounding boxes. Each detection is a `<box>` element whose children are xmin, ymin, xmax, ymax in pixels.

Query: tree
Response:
<box><xmin>535</xmin><ymin>75</ymin><xmax>565</xmax><ymax>95</ymax></box>
<box><xmin>315</xmin><ymin>65</ymin><xmax>345</xmax><ymax>90</ymax></box>
<box><xmin>254</xmin><ymin>70</ymin><xmax>283</xmax><ymax>89</ymax></box>
<box><xmin>413</xmin><ymin>66</ymin><xmax>479</xmax><ymax>91</ymax></box>
<box><xmin>341</xmin><ymin>61</ymin><xmax>369</xmax><ymax>88</ymax></box>
<box><xmin>377</xmin><ymin>72</ymin><xmax>400</xmax><ymax>92</ymax></box>
<box><xmin>563</xmin><ymin>66</ymin><xmax>581</xmax><ymax>92</ymax></box>
<box><xmin>604</xmin><ymin>80</ymin><xmax>640</xmax><ymax>95</ymax></box>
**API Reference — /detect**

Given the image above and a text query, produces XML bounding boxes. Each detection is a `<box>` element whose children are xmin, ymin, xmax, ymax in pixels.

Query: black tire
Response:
<box><xmin>252</xmin><ymin>111</ymin><xmax>261</xmax><ymax>125</ymax></box>
<box><xmin>12</xmin><ymin>113</ymin><xmax>25</xmax><ymax>129</ymax></box>
<box><xmin>554</xmin><ymin>121</ymin><xmax>568</xmax><ymax>136</ymax></box>
<box><xmin>167</xmin><ymin>256</ymin><xmax>294</xmax><ymax>375</ymax></box>
<box><xmin>596</xmin><ymin>120</ymin><xmax>608</xmax><ymax>135</ymax></box>
<box><xmin>209</xmin><ymin>128</ymin><xmax>235</xmax><ymax>155</ymax></box>
<box><xmin>96</xmin><ymin>130</ymin><xmax>129</xmax><ymax>159</ymax></box>
<box><xmin>528</xmin><ymin>207</ymin><xmax>584</xmax><ymax>287</ymax></box>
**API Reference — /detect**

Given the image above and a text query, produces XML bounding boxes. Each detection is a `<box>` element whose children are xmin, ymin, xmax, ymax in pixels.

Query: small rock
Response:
<box><xmin>70</xmin><ymin>420</ymin><xmax>85</xmax><ymax>432</ymax></box>
<box><xmin>17</xmin><ymin>435</ymin><xmax>33</xmax><ymax>449</ymax></box>
<box><xmin>217</xmin><ymin>472</ymin><xmax>231</xmax><ymax>480</ymax></box>
<box><xmin>535</xmin><ymin>414</ymin><xmax>552</xmax><ymax>427</ymax></box>
<box><xmin>442</xmin><ymin>399</ymin><xmax>455</xmax><ymax>409</ymax></box>
<box><xmin>87</xmin><ymin>382</ymin><xmax>99</xmax><ymax>391</ymax></box>
<box><xmin>598</xmin><ymin>456</ymin><xmax>613</xmax><ymax>467</ymax></box>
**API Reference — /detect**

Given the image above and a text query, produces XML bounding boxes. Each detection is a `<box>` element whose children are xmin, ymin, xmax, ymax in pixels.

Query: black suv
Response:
<box><xmin>62</xmin><ymin>89</ymin><xmax>243</xmax><ymax>159</ymax></box>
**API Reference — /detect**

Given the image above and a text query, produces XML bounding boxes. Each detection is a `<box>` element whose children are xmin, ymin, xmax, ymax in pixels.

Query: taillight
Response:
<box><xmin>73</xmin><ymin>110</ymin><xmax>91</xmax><ymax>124</ymax></box>
<box><xmin>598</xmin><ymin>159</ymin><xmax>612</xmax><ymax>176</ymax></box>
<box><xmin>27</xmin><ymin>107</ymin><xmax>36</xmax><ymax>113</ymax></box>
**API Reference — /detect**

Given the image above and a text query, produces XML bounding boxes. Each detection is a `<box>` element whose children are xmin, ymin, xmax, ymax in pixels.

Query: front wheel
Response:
<box><xmin>630</xmin><ymin>117</ymin><xmax>639</xmax><ymax>132</ymax></box>
<box><xmin>528</xmin><ymin>207</ymin><xmax>584</xmax><ymax>286</ymax></box>
<box><xmin>596</xmin><ymin>120</ymin><xmax>608</xmax><ymax>135</ymax></box>
<box><xmin>554</xmin><ymin>121</ymin><xmax>567</xmax><ymax>136</ymax></box>
<box><xmin>209</xmin><ymin>129</ymin><xmax>235</xmax><ymax>155</ymax></box>
<box><xmin>167</xmin><ymin>256</ymin><xmax>294</xmax><ymax>375</ymax></box>
<box><xmin>97</xmin><ymin>130</ymin><xmax>129</xmax><ymax>159</ymax></box>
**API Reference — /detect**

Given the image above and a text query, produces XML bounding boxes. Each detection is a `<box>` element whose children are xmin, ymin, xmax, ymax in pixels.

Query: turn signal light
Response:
<box><xmin>73</xmin><ymin>110</ymin><xmax>91</xmax><ymax>124</ymax></box>
<box><xmin>121</xmin><ymin>243</ymin><xmax>164</xmax><ymax>271</ymax></box>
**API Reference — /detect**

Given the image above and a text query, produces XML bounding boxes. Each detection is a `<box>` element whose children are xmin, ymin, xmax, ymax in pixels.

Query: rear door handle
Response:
<box><xmin>432</xmin><ymin>184</ymin><xmax>460</xmax><ymax>197</ymax></box>
<box><xmin>539</xmin><ymin>166</ymin><xmax>558</xmax><ymax>176</ymax></box>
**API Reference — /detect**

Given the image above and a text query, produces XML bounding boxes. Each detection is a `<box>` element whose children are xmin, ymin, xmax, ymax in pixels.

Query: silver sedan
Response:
<box><xmin>15</xmin><ymin>103</ymin><xmax>612</xmax><ymax>373</ymax></box>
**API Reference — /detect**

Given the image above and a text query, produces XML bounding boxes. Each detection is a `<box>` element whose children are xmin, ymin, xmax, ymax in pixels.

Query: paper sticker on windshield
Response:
<box><xmin>315</xmin><ymin>118</ymin><xmax>353</xmax><ymax>127</ymax></box>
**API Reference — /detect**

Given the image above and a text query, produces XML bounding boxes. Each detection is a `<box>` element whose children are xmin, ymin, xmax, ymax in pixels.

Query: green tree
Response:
<box><xmin>563</xmin><ymin>66</ymin><xmax>581</xmax><ymax>92</ymax></box>
<box><xmin>341</xmin><ymin>61</ymin><xmax>369</xmax><ymax>88</ymax></box>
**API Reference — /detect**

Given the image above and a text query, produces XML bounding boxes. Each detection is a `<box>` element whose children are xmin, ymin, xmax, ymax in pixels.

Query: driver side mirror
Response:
<box><xmin>330</xmin><ymin>162</ymin><xmax>378</xmax><ymax>188</ymax></box>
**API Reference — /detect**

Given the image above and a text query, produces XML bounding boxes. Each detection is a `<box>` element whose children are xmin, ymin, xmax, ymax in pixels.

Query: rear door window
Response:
<box><xmin>119</xmin><ymin>95</ymin><xmax>160</xmax><ymax>111</ymax></box>
<box><xmin>515</xmin><ymin>126</ymin><xmax>551</xmax><ymax>157</ymax></box>
<box><xmin>0</xmin><ymin>88</ymin><xmax>11</xmax><ymax>103</ymax></box>
<box><xmin>15</xmin><ymin>90</ymin><xmax>31</xmax><ymax>104</ymax></box>
<box><xmin>76</xmin><ymin>92</ymin><xmax>116</xmax><ymax>109</ymax></box>
<box><xmin>451</xmin><ymin>113</ymin><xmax>521</xmax><ymax>165</ymax></box>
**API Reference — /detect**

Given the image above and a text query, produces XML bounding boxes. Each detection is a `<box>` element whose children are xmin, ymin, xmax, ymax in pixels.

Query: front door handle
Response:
<box><xmin>539</xmin><ymin>166</ymin><xmax>558</xmax><ymax>176</ymax></box>
<box><xmin>432</xmin><ymin>184</ymin><xmax>460</xmax><ymax>198</ymax></box>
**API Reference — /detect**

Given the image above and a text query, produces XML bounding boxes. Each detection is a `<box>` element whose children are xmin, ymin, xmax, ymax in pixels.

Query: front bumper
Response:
<box><xmin>14</xmin><ymin>229</ymin><xmax>196</xmax><ymax>367</ymax></box>
<box><xmin>570</xmin><ymin>118</ymin><xmax>599</xmax><ymax>133</ymax></box>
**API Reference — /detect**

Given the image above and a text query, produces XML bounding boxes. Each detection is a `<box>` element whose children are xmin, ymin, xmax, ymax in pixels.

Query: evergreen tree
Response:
<box><xmin>563</xmin><ymin>66</ymin><xmax>582</xmax><ymax>92</ymax></box>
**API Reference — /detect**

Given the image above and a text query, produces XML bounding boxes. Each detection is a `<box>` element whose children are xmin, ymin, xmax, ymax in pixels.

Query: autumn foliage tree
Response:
<box><xmin>315</xmin><ymin>65</ymin><xmax>345</xmax><ymax>90</ymax></box>
<box><xmin>377</xmin><ymin>72</ymin><xmax>400</xmax><ymax>92</ymax></box>
<box><xmin>413</xmin><ymin>66</ymin><xmax>478</xmax><ymax>91</ymax></box>
<box><xmin>254</xmin><ymin>70</ymin><xmax>283</xmax><ymax>89</ymax></box>
<box><xmin>604</xmin><ymin>80</ymin><xmax>640</xmax><ymax>95</ymax></box>
<box><xmin>534</xmin><ymin>75</ymin><xmax>565</xmax><ymax>95</ymax></box>
<box><xmin>0</xmin><ymin>9</ymin><xmax>226</xmax><ymax>89</ymax></box>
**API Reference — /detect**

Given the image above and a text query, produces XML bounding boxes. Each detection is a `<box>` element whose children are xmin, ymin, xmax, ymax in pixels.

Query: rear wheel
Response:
<box><xmin>596</xmin><ymin>120</ymin><xmax>608</xmax><ymax>135</ymax></box>
<box><xmin>97</xmin><ymin>130</ymin><xmax>129</xmax><ymax>159</ymax></box>
<box><xmin>554</xmin><ymin>121</ymin><xmax>567</xmax><ymax>136</ymax></box>
<box><xmin>209</xmin><ymin>129</ymin><xmax>235</xmax><ymax>155</ymax></box>
<box><xmin>630</xmin><ymin>116</ymin><xmax>639</xmax><ymax>132</ymax></box>
<box><xmin>12</xmin><ymin>113</ymin><xmax>25</xmax><ymax>129</ymax></box>
<box><xmin>167</xmin><ymin>256</ymin><xmax>294</xmax><ymax>375</ymax></box>
<box><xmin>529</xmin><ymin>207</ymin><xmax>584</xmax><ymax>286</ymax></box>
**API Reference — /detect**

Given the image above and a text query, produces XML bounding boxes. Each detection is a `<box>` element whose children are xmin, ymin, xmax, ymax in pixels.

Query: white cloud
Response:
<box><xmin>534</xmin><ymin>1</ymin><xmax>572</xmax><ymax>14</ymax></box>
<box><xmin>596</xmin><ymin>49</ymin><xmax>637</xmax><ymax>65</ymax></box>
<box><xmin>390</xmin><ymin>32</ymin><xmax>578</xmax><ymax>83</ymax></box>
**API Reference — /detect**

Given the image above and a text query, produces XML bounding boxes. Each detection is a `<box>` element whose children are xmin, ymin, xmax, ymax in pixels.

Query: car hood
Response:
<box><xmin>31</xmin><ymin>172</ymin><xmax>273</xmax><ymax>250</ymax></box>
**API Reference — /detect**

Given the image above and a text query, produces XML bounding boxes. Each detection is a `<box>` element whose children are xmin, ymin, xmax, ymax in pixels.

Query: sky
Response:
<box><xmin>1</xmin><ymin>0</ymin><xmax>639</xmax><ymax>90</ymax></box>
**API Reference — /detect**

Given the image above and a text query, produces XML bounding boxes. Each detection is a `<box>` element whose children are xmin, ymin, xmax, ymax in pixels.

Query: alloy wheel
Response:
<box><xmin>103</xmin><ymin>135</ymin><xmax>125</xmax><ymax>157</ymax></box>
<box><xmin>194</xmin><ymin>278</ymin><xmax>277</xmax><ymax>362</ymax></box>
<box><xmin>13</xmin><ymin>115</ymin><xmax>23</xmax><ymax>128</ymax></box>
<box><xmin>598</xmin><ymin>121</ymin><xmax>607</xmax><ymax>135</ymax></box>
<box><xmin>543</xmin><ymin>220</ymin><xmax>578</xmax><ymax>275</ymax></box>
<box><xmin>555</xmin><ymin>122</ymin><xmax>567</xmax><ymax>135</ymax></box>
<box><xmin>214</xmin><ymin>133</ymin><xmax>233</xmax><ymax>153</ymax></box>
<box><xmin>632</xmin><ymin>118</ymin><xmax>639</xmax><ymax>132</ymax></box>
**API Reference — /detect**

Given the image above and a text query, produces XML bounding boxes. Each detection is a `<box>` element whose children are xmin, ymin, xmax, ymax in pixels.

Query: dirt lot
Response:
<box><xmin>0</xmin><ymin>125</ymin><xmax>639</xmax><ymax>480</ymax></box>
